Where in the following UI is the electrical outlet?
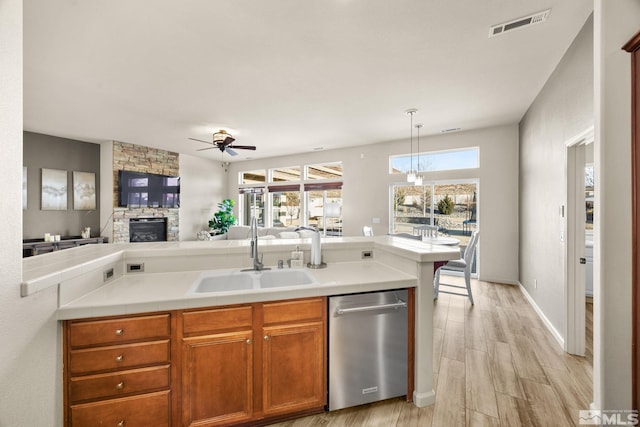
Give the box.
[103,268,114,282]
[127,263,145,273]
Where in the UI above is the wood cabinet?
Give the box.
[180,306,254,426]
[63,313,174,426]
[63,297,327,426]
[179,297,327,426]
[261,298,326,417]
[23,236,104,257]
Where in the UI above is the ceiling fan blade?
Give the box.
[223,136,236,145]
[196,146,215,151]
[189,137,211,144]
[229,145,256,150]
[224,147,239,156]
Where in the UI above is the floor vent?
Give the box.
[489,9,551,38]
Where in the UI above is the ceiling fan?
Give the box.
[189,130,256,156]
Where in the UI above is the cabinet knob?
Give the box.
[117,421,125,427]
[115,354,124,362]
[116,381,124,390]
[246,339,252,345]
[115,328,124,336]
[264,335,269,341]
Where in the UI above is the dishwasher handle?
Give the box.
[334,300,407,315]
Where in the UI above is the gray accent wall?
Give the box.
[23,131,100,240]
[519,15,594,337]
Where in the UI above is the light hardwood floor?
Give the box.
[268,278,593,427]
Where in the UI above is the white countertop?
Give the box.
[20,235,460,320]
[56,260,417,319]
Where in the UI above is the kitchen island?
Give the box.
[23,236,459,426]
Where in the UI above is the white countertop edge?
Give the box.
[56,260,417,320]
[23,236,458,298]
[56,279,416,320]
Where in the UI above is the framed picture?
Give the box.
[41,168,67,210]
[73,171,96,210]
[23,166,27,210]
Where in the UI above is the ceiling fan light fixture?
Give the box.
[213,130,231,143]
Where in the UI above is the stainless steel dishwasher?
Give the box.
[328,289,408,410]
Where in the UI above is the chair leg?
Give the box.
[464,269,474,305]
[433,267,441,300]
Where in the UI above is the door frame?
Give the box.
[564,126,594,356]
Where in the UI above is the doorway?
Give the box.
[565,127,594,356]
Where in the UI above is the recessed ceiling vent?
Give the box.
[489,9,551,38]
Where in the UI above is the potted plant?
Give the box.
[209,199,237,235]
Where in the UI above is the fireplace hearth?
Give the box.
[129,217,167,242]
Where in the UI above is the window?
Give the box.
[305,182,343,236]
[240,169,266,184]
[391,180,478,273]
[390,147,479,174]
[305,162,343,180]
[270,166,301,182]
[239,188,265,226]
[269,185,301,227]
[238,162,343,232]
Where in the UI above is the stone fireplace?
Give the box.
[129,217,167,242]
[111,141,180,243]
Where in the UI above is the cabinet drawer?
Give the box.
[183,305,253,335]
[68,314,170,348]
[69,365,170,403]
[70,390,170,427]
[263,298,325,325]
[69,340,170,375]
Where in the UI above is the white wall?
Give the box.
[227,124,519,284]
[593,0,640,411]
[99,140,114,240]
[0,1,63,426]
[179,154,228,240]
[519,16,594,337]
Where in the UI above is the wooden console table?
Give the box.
[22,237,105,257]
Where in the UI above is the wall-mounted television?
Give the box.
[118,170,180,208]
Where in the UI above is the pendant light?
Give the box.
[414,123,423,186]
[405,109,418,182]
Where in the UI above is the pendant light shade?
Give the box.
[405,109,418,182]
[414,123,423,186]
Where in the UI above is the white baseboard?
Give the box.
[413,389,436,407]
[517,281,565,349]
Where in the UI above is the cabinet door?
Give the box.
[182,331,253,427]
[262,321,326,416]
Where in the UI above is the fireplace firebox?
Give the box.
[129,217,167,242]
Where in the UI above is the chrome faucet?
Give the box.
[249,217,267,271]
[295,226,326,269]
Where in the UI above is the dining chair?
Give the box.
[362,226,374,236]
[433,230,479,304]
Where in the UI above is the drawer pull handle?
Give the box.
[115,355,124,362]
[115,328,124,336]
[116,381,124,390]
[246,339,252,345]
[117,421,125,427]
[264,335,269,341]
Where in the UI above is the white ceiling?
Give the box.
[24,0,593,162]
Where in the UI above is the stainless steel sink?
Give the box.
[189,268,318,294]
